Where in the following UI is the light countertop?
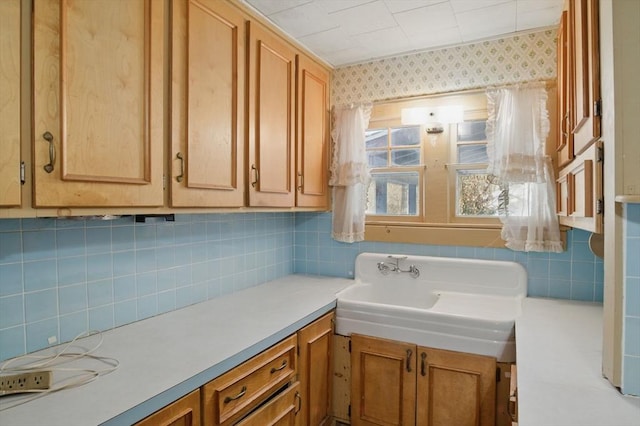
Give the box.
[516,297,640,426]
[0,275,352,426]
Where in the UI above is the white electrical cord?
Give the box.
[0,330,120,411]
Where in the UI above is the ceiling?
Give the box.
[242,0,563,67]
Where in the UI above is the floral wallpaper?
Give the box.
[331,29,557,106]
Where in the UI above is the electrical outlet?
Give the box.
[0,371,52,395]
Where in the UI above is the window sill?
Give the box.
[365,222,568,249]
[365,222,505,248]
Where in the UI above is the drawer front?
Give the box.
[203,334,297,425]
[235,382,300,426]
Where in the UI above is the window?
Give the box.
[364,91,505,247]
[365,126,423,220]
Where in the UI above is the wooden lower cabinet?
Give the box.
[297,311,334,426]
[351,334,497,426]
[135,389,201,426]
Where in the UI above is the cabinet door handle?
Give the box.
[223,385,247,403]
[251,164,259,188]
[42,132,55,173]
[420,352,427,376]
[406,349,413,372]
[297,172,303,192]
[270,359,287,373]
[294,390,302,414]
[176,152,184,182]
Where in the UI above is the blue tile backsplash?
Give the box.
[623,203,640,396]
[0,214,294,361]
[0,211,604,362]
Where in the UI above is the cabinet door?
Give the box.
[247,21,296,207]
[33,0,164,207]
[297,312,334,426]
[569,0,600,155]
[170,0,245,207]
[296,54,329,208]
[135,389,201,426]
[557,141,603,233]
[416,347,496,426]
[0,0,21,207]
[351,334,416,426]
[556,9,573,168]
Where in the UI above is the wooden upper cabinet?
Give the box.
[351,334,417,426]
[569,0,600,155]
[247,21,296,207]
[170,0,245,207]
[556,9,573,168]
[416,347,496,426]
[0,0,21,207]
[296,54,330,208]
[32,0,164,207]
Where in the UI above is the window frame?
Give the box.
[364,91,505,247]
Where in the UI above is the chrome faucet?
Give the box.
[377,255,420,278]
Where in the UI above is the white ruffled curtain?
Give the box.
[329,104,372,243]
[486,82,563,252]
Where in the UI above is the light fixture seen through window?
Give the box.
[401,106,464,133]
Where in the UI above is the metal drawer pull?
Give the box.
[251,164,259,187]
[406,349,412,372]
[294,391,302,414]
[297,172,303,191]
[223,386,247,403]
[176,152,184,182]
[420,352,427,376]
[42,132,55,173]
[270,359,287,373]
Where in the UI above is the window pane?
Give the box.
[365,129,388,148]
[367,151,388,167]
[391,126,421,146]
[457,121,486,142]
[457,144,488,164]
[456,170,503,216]
[391,149,420,166]
[366,172,420,216]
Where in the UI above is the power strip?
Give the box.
[0,371,52,395]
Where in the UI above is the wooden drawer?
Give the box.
[236,382,300,426]
[202,334,297,426]
[135,389,200,426]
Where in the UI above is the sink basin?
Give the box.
[335,253,527,362]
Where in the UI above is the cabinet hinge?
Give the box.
[496,367,501,383]
[20,161,25,185]
[297,345,300,356]
[348,404,351,418]
[594,99,602,117]
[597,199,604,215]
[348,340,351,353]
[162,174,166,190]
[597,146,604,162]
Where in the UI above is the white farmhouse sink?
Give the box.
[335,253,527,362]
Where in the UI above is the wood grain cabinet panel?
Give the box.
[170,0,245,207]
[296,54,330,208]
[0,0,22,207]
[33,0,164,207]
[135,389,201,426]
[297,311,334,426]
[416,347,496,426]
[247,20,296,207]
[351,334,417,426]
[569,0,600,156]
